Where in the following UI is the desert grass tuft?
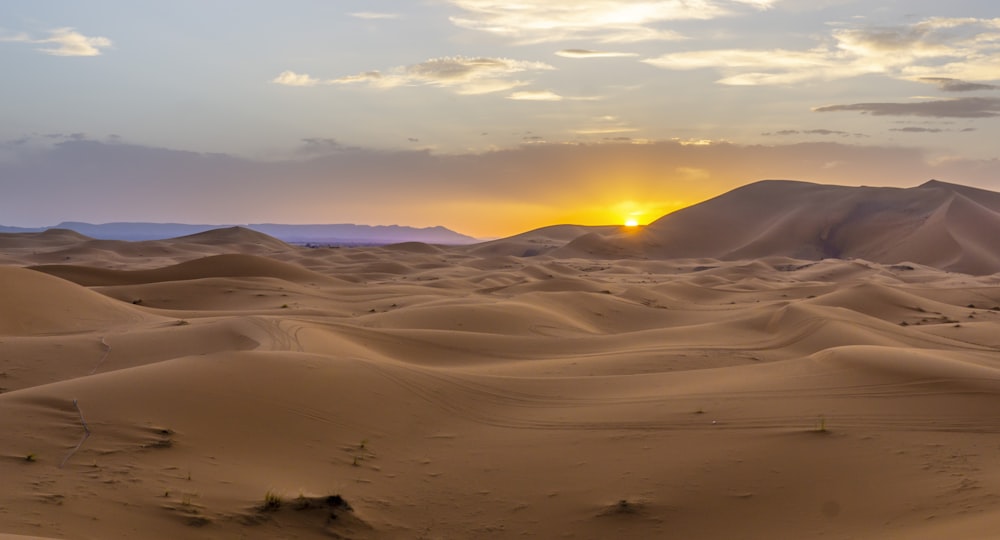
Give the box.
[261,490,283,511]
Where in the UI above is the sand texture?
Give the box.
[3,183,1000,539]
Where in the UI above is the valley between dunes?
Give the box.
[2,221,1000,539]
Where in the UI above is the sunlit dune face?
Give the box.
[625,218,639,227]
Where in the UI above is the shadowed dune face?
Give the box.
[2,187,1000,539]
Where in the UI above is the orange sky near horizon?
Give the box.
[7,136,1000,240]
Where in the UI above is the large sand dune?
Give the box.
[2,183,1000,538]
[550,180,1000,274]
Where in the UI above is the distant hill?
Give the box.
[0,222,479,245]
[552,179,1000,274]
[465,224,621,257]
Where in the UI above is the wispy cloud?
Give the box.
[506,90,602,102]
[1,27,112,56]
[508,90,563,101]
[645,47,845,85]
[277,57,555,95]
[297,138,353,156]
[572,115,637,135]
[445,0,773,44]
[555,49,639,59]
[272,71,321,87]
[814,97,1000,118]
[918,77,999,92]
[573,127,639,135]
[762,129,867,138]
[349,12,400,20]
[890,127,945,133]
[330,71,383,84]
[644,17,1000,85]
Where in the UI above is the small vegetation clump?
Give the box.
[598,498,643,517]
[616,499,636,513]
[261,490,283,511]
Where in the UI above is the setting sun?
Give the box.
[625,217,639,227]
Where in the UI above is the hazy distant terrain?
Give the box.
[0,221,479,245]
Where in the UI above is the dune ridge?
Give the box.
[544,179,1000,274]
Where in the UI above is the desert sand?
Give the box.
[2,180,1000,539]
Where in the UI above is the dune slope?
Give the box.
[554,180,1000,274]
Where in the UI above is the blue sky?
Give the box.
[2,1,999,236]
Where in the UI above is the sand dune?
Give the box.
[547,180,1000,275]
[469,224,620,257]
[0,267,160,336]
[32,253,341,287]
[3,189,1000,539]
[0,226,295,271]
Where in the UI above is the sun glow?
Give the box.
[550,199,689,235]
[622,205,646,228]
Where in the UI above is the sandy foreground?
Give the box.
[1,227,1000,539]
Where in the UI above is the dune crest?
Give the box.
[0,267,158,336]
[538,180,1000,274]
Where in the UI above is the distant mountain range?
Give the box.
[0,222,479,245]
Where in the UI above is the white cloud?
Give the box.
[646,47,830,69]
[1,27,112,56]
[275,57,555,95]
[349,12,400,20]
[644,46,865,85]
[445,0,771,44]
[330,56,554,95]
[271,71,321,87]
[508,90,563,101]
[331,71,383,84]
[733,0,776,7]
[556,49,639,58]
[644,17,1000,86]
